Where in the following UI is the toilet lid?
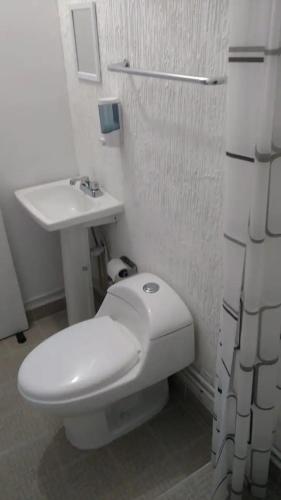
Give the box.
[18,316,141,403]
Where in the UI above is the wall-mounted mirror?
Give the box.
[70,2,101,82]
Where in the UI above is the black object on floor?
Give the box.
[16,332,27,344]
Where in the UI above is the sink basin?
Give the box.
[15,179,123,231]
[15,178,124,326]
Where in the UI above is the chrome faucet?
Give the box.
[69,176,103,198]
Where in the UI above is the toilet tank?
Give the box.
[100,273,193,341]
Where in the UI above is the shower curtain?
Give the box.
[212,1,281,498]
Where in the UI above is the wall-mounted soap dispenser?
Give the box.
[98,97,122,147]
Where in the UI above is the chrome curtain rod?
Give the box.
[108,59,227,86]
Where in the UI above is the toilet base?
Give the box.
[64,380,169,449]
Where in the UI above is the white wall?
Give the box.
[0,0,77,308]
[58,0,228,382]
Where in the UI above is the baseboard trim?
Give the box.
[180,366,281,470]
[24,288,65,311]
[179,366,215,414]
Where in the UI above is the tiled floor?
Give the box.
[0,311,212,500]
[158,461,281,500]
[157,462,212,500]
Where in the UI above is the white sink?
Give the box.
[15,179,123,231]
[15,178,124,326]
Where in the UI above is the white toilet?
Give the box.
[18,273,194,449]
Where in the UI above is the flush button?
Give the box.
[143,282,160,293]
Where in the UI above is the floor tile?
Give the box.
[0,379,24,418]
[28,468,70,500]
[148,402,210,456]
[0,434,62,499]
[110,423,166,476]
[0,403,61,454]
[44,427,93,469]
[183,389,213,426]
[37,310,68,337]
[156,462,212,500]
[0,354,25,384]
[61,449,122,500]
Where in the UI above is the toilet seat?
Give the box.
[18,316,141,403]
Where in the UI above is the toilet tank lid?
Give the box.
[108,273,193,339]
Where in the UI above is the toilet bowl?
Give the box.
[18,273,194,449]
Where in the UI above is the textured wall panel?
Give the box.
[57,0,229,382]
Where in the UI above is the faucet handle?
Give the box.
[90,180,103,197]
[89,180,99,190]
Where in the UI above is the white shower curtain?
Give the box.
[212,1,281,498]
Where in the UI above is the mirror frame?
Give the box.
[70,2,101,82]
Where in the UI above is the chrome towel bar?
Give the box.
[108,59,227,86]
